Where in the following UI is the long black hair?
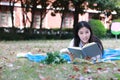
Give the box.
[73,21,104,55]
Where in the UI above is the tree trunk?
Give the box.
[59,12,65,37]
[9,0,15,33]
[73,6,79,34]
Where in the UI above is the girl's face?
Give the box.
[78,27,91,44]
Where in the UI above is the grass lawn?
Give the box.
[0,38,120,80]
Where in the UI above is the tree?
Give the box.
[9,0,19,33]
[20,0,26,27]
[23,0,51,33]
[70,0,117,28]
[37,0,52,30]
[28,0,37,33]
[88,0,116,11]
[52,0,87,35]
[20,0,30,28]
[52,0,70,36]
[113,0,120,18]
[70,0,85,32]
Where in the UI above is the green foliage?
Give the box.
[114,73,120,79]
[89,0,116,10]
[89,19,106,38]
[113,19,120,22]
[42,52,67,64]
[0,28,73,40]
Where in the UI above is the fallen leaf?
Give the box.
[73,65,80,72]
[83,66,91,73]
[38,74,50,80]
[0,66,2,69]
[117,69,120,72]
[69,74,76,79]
[62,66,67,70]
[97,67,102,70]
[39,64,45,68]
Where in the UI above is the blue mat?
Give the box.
[26,54,47,62]
[21,49,120,63]
[102,49,120,61]
[25,53,71,63]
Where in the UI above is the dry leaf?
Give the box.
[117,69,120,72]
[38,74,50,80]
[97,67,102,70]
[39,64,45,68]
[62,66,67,70]
[73,65,80,72]
[69,74,76,79]
[0,66,2,69]
[83,66,92,73]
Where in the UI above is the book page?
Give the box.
[82,42,102,58]
[82,42,96,49]
[68,47,82,50]
[68,47,85,58]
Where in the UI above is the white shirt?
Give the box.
[69,39,83,48]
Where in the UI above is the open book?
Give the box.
[68,42,102,59]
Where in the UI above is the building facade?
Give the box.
[0,1,91,29]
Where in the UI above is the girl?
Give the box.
[69,21,104,60]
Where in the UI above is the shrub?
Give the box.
[89,19,106,38]
[42,52,67,64]
[113,19,120,22]
[0,28,73,40]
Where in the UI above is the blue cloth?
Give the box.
[25,53,71,63]
[26,54,47,62]
[102,49,120,61]
[24,49,120,62]
[60,53,71,63]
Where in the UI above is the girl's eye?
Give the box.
[79,32,83,34]
[86,31,89,33]
[85,30,90,34]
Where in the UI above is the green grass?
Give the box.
[0,38,120,80]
